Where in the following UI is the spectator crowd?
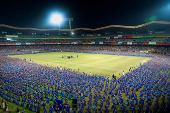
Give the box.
[0,46,169,113]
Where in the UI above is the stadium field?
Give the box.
[9,52,151,77]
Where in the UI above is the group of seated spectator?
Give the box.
[0,39,106,44]
[0,45,169,55]
[0,37,169,44]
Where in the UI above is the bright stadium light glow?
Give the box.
[71,32,74,35]
[51,14,62,24]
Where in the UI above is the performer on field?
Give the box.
[112,74,114,79]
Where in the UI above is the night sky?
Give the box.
[0,0,170,29]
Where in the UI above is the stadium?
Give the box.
[0,21,170,113]
[0,1,170,112]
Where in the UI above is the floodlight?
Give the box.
[71,32,74,35]
[51,14,62,24]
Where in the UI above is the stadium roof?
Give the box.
[0,21,170,36]
[0,21,170,31]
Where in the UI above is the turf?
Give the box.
[9,52,151,78]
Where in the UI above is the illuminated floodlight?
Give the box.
[71,32,74,35]
[7,38,11,40]
[51,14,62,24]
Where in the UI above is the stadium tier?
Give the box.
[1,22,170,46]
[0,35,170,46]
[0,45,169,55]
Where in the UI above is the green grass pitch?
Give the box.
[9,52,151,78]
